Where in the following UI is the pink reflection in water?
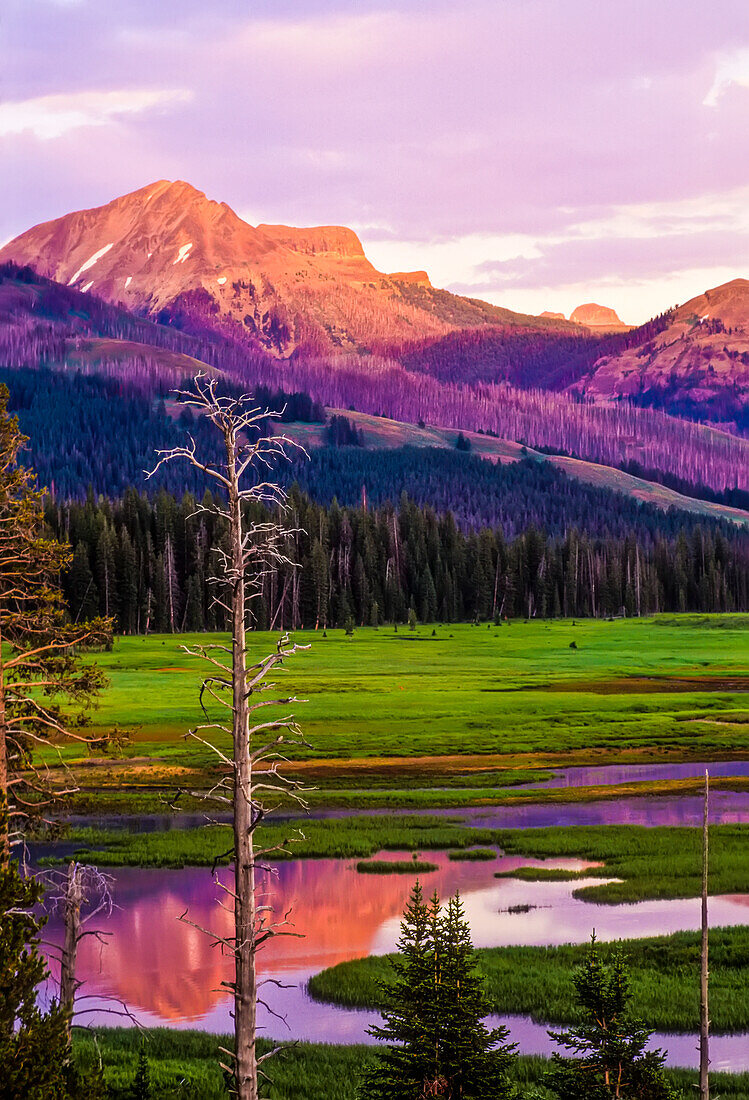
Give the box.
[41,851,749,1070]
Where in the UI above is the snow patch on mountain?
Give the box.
[68,242,114,286]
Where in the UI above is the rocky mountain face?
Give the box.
[574,279,749,429]
[569,302,626,330]
[2,180,746,428]
[540,304,626,329]
[0,180,571,354]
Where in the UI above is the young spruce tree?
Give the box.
[546,935,680,1100]
[360,882,515,1099]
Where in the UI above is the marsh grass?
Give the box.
[494,824,749,903]
[308,926,749,1033]
[494,867,588,881]
[448,848,497,860]
[51,822,749,908]
[46,815,497,868]
[73,1028,749,1098]
[356,859,439,874]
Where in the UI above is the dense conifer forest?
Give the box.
[47,486,749,634]
[5,261,749,629]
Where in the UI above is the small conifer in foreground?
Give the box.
[546,934,681,1099]
[359,881,515,1099]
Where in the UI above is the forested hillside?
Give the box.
[391,311,672,389]
[0,364,321,498]
[2,261,747,499]
[4,259,749,631]
[48,487,749,633]
[285,447,748,539]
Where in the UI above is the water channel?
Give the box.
[41,759,749,1072]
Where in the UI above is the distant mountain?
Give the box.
[0,180,574,354]
[1,260,746,500]
[575,279,749,429]
[538,304,627,330]
[569,302,626,330]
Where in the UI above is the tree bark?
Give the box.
[227,427,258,1100]
[147,376,308,1099]
[700,769,709,1100]
[0,614,8,867]
[60,861,83,1043]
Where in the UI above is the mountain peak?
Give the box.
[676,278,749,330]
[0,179,583,353]
[570,302,624,329]
[574,276,749,423]
[257,223,369,262]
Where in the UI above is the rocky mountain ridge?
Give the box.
[0,180,573,354]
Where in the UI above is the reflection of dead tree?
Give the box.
[40,860,138,1044]
[148,374,312,1100]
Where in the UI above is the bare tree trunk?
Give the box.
[60,861,83,1043]
[0,613,8,867]
[227,440,258,1100]
[700,769,710,1100]
[148,375,310,1100]
[491,554,500,620]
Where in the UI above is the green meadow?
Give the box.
[45,614,749,814]
[40,615,749,1092]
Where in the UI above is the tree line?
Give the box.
[47,487,749,636]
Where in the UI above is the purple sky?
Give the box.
[2,0,748,322]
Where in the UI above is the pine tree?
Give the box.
[183,572,205,632]
[546,935,680,1099]
[116,526,139,634]
[0,386,111,856]
[359,882,434,1098]
[360,883,515,1099]
[438,893,515,1096]
[67,542,98,624]
[0,863,73,1098]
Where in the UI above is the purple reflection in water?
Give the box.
[40,850,749,1069]
[448,791,749,829]
[521,759,749,790]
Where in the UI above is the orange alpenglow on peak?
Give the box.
[0,178,580,354]
[389,270,433,287]
[572,278,749,421]
[569,302,624,327]
[539,310,566,321]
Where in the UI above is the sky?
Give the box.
[2,0,748,323]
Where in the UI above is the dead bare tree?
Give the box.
[700,769,710,1100]
[147,373,311,1100]
[40,861,120,1039]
